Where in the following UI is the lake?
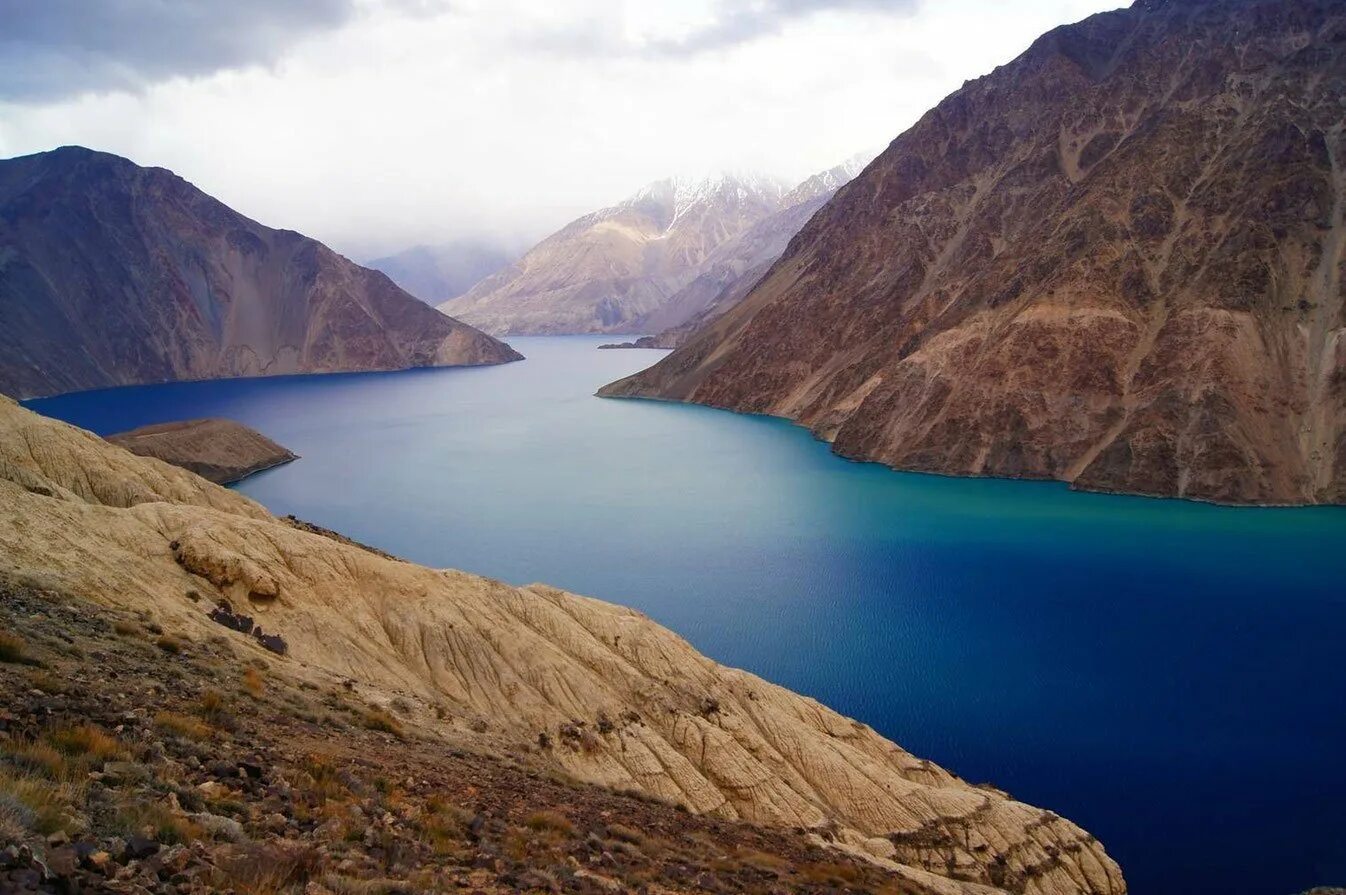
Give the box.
[28,335,1346,895]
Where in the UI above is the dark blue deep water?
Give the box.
[29,336,1346,895]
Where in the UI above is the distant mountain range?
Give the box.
[438,161,866,337]
[366,239,521,306]
[0,147,519,399]
[602,0,1346,506]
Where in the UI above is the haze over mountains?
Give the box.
[366,239,521,306]
[0,147,520,400]
[439,159,867,337]
[604,0,1346,506]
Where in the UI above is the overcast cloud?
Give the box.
[0,0,1121,259]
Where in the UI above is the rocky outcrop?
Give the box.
[107,418,297,484]
[0,147,521,399]
[439,174,789,335]
[601,0,1346,505]
[0,395,1126,895]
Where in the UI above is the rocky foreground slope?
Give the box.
[602,0,1346,505]
[0,147,521,400]
[107,419,297,484]
[0,395,1125,895]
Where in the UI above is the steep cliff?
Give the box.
[0,147,521,399]
[601,0,1346,505]
[0,395,1125,895]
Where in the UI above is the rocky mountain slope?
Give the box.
[635,158,870,344]
[601,0,1346,505]
[107,418,297,484]
[0,581,969,895]
[366,239,519,305]
[438,174,790,335]
[0,395,1126,895]
[0,147,521,400]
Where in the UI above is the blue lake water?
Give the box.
[28,335,1346,895]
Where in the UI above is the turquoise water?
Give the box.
[29,335,1346,895]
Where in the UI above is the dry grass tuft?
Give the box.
[113,798,202,844]
[212,841,321,894]
[359,706,403,737]
[112,620,139,637]
[523,809,575,837]
[156,635,184,654]
[47,724,125,761]
[5,739,70,780]
[155,711,212,740]
[241,667,265,699]
[26,669,67,694]
[0,769,85,835]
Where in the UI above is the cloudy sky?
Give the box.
[0,0,1120,260]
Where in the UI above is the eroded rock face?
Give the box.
[0,396,1126,895]
[107,418,296,484]
[0,147,521,399]
[601,0,1346,505]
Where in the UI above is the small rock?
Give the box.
[123,836,160,861]
[102,760,153,785]
[45,846,77,877]
[189,812,246,843]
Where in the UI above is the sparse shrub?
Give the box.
[523,809,574,837]
[360,706,403,737]
[303,754,347,803]
[112,798,201,844]
[606,822,644,846]
[197,688,228,720]
[26,669,66,695]
[0,769,84,835]
[0,632,30,664]
[155,711,211,740]
[241,667,265,699]
[798,861,864,885]
[0,792,32,841]
[211,841,321,893]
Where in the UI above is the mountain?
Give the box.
[602,0,1346,506]
[366,239,519,305]
[0,395,1126,895]
[636,156,871,348]
[0,147,521,400]
[438,174,789,335]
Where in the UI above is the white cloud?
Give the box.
[0,0,1122,259]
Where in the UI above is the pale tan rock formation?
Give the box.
[0,395,1124,895]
